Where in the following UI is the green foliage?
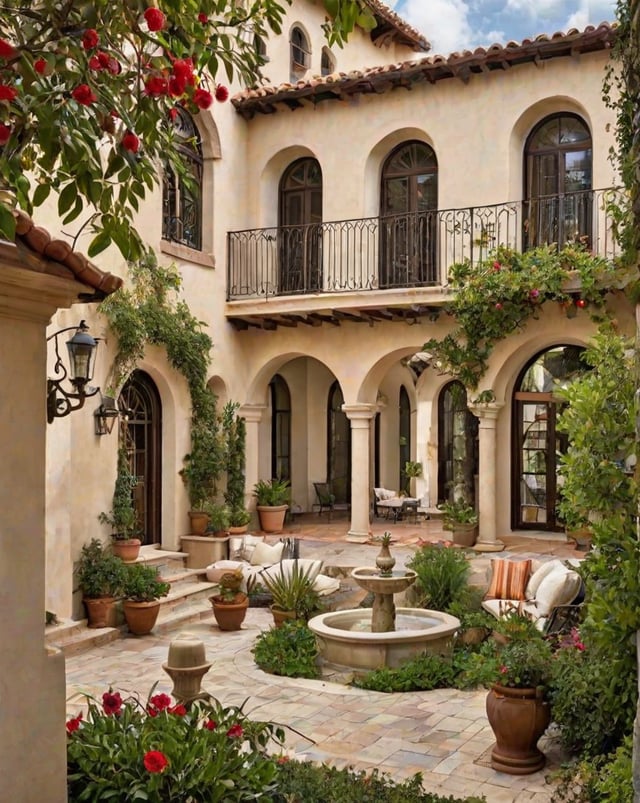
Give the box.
[222,401,250,526]
[75,538,126,598]
[252,620,320,678]
[122,563,170,602]
[439,498,479,526]
[592,735,633,802]
[407,544,471,611]
[273,760,486,802]
[353,652,456,692]
[67,687,284,801]
[203,501,231,533]
[253,477,291,506]
[492,637,553,689]
[98,444,138,539]
[423,244,617,389]
[261,562,320,620]
[490,607,541,641]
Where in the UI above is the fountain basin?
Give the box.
[308,607,460,671]
[350,567,417,595]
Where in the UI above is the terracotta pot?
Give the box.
[485,684,551,775]
[451,523,478,547]
[228,524,249,535]
[188,510,209,535]
[458,626,489,646]
[210,594,249,631]
[271,606,298,628]
[123,600,161,635]
[84,596,117,629]
[257,504,288,534]
[112,538,141,563]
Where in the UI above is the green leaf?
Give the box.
[33,183,51,207]
[0,202,16,242]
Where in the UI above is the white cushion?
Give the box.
[242,534,265,561]
[249,540,284,566]
[534,569,582,617]
[481,598,539,621]
[525,559,564,600]
[259,558,322,584]
[312,574,341,596]
[374,487,396,501]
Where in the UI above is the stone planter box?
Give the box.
[181,535,229,569]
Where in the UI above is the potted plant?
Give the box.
[209,568,249,631]
[261,561,321,626]
[98,444,141,562]
[121,563,170,635]
[75,538,126,629]
[485,635,553,775]
[181,418,225,535]
[222,402,252,534]
[402,460,422,495]
[204,501,231,536]
[253,478,290,533]
[439,497,479,547]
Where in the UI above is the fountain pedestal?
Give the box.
[351,567,418,633]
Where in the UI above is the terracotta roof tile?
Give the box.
[11,209,122,298]
[233,22,617,118]
[364,0,430,52]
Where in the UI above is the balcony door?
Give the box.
[524,114,592,250]
[279,158,322,294]
[380,141,438,288]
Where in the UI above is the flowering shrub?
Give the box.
[66,686,285,801]
[493,637,553,690]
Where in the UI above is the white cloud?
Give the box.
[396,0,493,53]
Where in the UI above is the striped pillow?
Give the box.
[485,559,532,601]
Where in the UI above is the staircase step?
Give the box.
[157,579,218,618]
[154,597,215,634]
[46,621,120,657]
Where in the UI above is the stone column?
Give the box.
[239,404,266,514]
[469,401,505,552]
[343,404,376,543]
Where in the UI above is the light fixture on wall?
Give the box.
[94,395,120,436]
[46,320,99,423]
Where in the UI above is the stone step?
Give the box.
[45,619,120,657]
[154,596,215,634]
[158,579,218,618]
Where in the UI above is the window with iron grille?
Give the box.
[162,108,203,251]
[290,26,310,81]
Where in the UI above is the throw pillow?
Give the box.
[241,534,265,561]
[534,569,582,616]
[228,536,246,561]
[250,540,285,567]
[525,559,563,600]
[485,558,532,601]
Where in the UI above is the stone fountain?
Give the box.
[308,539,460,671]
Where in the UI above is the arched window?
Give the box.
[290,26,310,81]
[380,141,438,288]
[321,47,334,76]
[327,382,350,504]
[437,381,478,506]
[524,114,592,250]
[269,375,291,481]
[162,108,203,250]
[399,386,410,490]
[279,158,322,293]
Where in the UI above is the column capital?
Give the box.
[238,404,266,423]
[468,401,505,421]
[341,403,377,421]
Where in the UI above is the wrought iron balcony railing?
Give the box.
[227,188,621,300]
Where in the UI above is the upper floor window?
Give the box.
[162,108,203,251]
[290,26,310,81]
[321,47,334,76]
[254,33,268,62]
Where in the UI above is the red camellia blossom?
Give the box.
[102,691,123,715]
[34,58,47,75]
[492,261,501,271]
[215,84,229,102]
[204,718,216,730]
[227,723,243,739]
[144,7,166,32]
[198,12,208,24]
[122,132,140,153]
[145,75,169,97]
[169,704,187,716]
[0,39,16,59]
[82,29,99,50]
[168,107,178,121]
[65,713,83,734]
[0,84,18,101]
[143,750,169,773]
[0,123,11,144]
[168,77,186,97]
[150,693,172,711]
[193,88,212,109]
[72,84,97,106]
[494,302,503,310]
[172,58,195,85]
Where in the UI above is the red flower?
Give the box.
[529,288,540,299]
[82,29,99,50]
[72,84,97,106]
[168,77,186,97]
[145,75,169,97]
[169,704,187,716]
[144,7,166,32]
[215,85,229,102]
[0,39,16,59]
[143,750,168,773]
[198,12,208,24]
[494,302,503,310]
[168,107,178,121]
[576,298,587,308]
[0,123,11,144]
[499,665,508,674]
[172,59,195,85]
[102,691,123,715]
[34,58,47,75]
[193,88,212,109]
[204,718,216,730]
[122,132,140,153]
[65,713,83,734]
[227,723,243,738]
[0,84,18,101]
[492,261,501,271]
[106,57,121,75]
[150,693,172,711]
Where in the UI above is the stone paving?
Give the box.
[65,514,583,802]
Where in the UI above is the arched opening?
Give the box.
[162,108,203,250]
[118,371,162,545]
[269,374,291,481]
[512,344,588,530]
[437,381,478,506]
[290,25,310,81]
[399,386,410,490]
[327,381,351,504]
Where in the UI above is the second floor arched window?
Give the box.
[162,108,203,251]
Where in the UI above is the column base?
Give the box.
[473,539,506,553]
[346,530,369,544]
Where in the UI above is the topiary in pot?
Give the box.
[75,538,127,628]
[122,563,170,635]
[99,444,141,561]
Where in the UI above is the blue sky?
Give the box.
[390,0,617,56]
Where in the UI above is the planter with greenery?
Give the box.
[260,561,321,626]
[75,538,126,628]
[253,478,290,533]
[209,569,249,631]
[203,501,231,536]
[439,498,479,547]
[402,460,422,495]
[98,444,141,562]
[121,563,170,635]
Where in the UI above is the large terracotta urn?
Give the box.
[257,504,288,533]
[486,684,551,774]
[123,600,161,635]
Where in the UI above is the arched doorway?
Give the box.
[437,381,478,505]
[279,157,322,293]
[399,386,411,490]
[327,381,351,504]
[269,374,291,481]
[380,140,438,288]
[512,345,588,530]
[119,371,162,545]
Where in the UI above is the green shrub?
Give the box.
[252,620,320,679]
[593,735,633,802]
[353,652,456,692]
[407,544,471,611]
[273,761,486,802]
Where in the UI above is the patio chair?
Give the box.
[313,482,336,519]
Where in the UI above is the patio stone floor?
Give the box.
[65,513,583,802]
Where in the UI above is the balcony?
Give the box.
[226,189,621,329]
